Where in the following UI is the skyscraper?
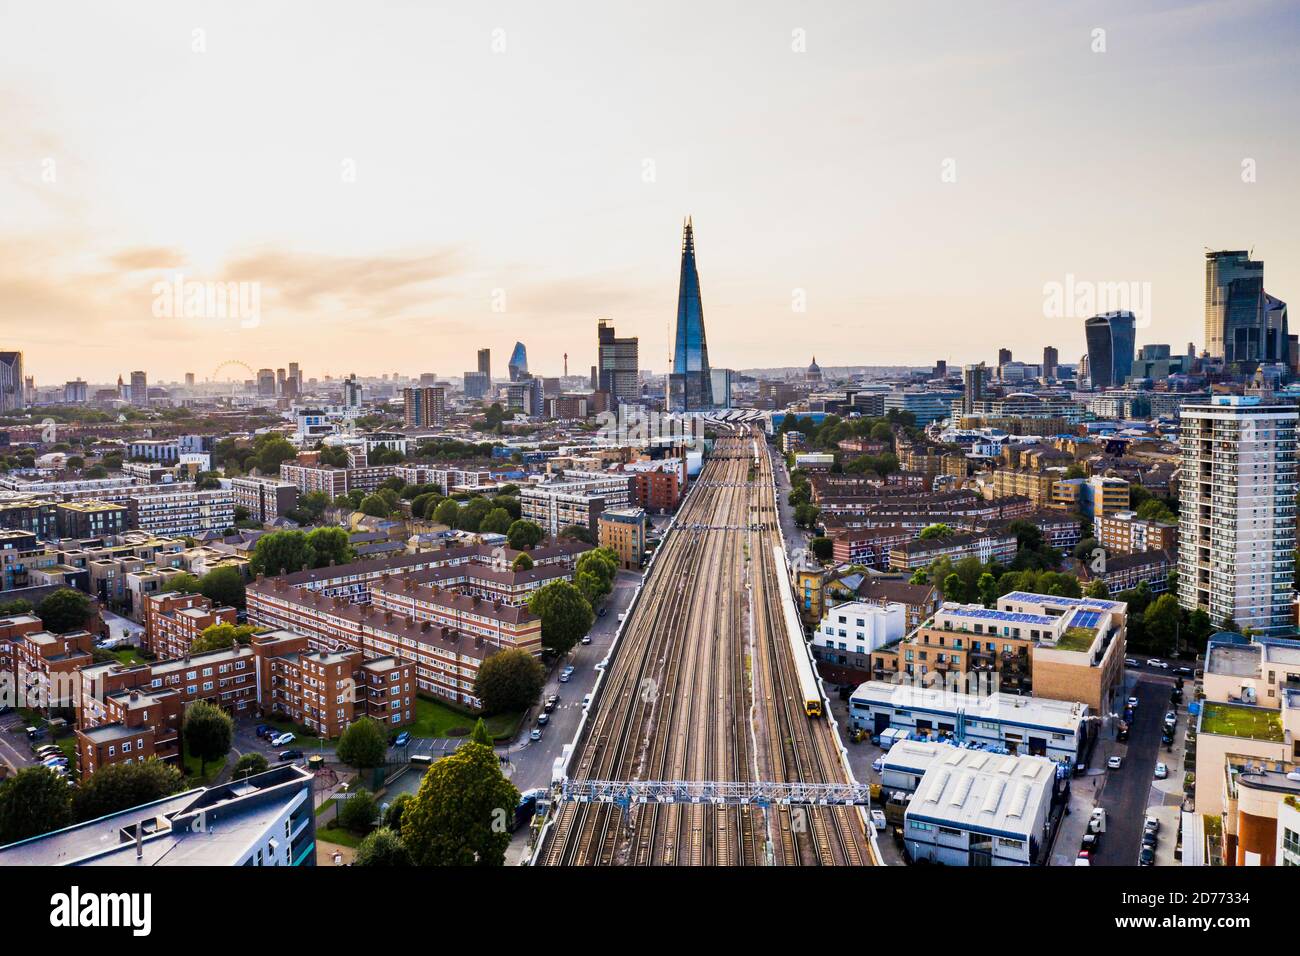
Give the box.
[0,351,23,412]
[1178,396,1297,635]
[597,319,639,406]
[1042,346,1058,381]
[477,348,491,381]
[508,342,528,381]
[961,363,984,415]
[666,218,713,412]
[130,370,149,407]
[997,348,1012,367]
[1084,312,1136,389]
[403,386,446,427]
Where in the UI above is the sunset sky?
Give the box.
[3,0,1299,384]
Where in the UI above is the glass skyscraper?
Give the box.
[666,218,713,412]
[1084,311,1135,389]
[508,341,528,381]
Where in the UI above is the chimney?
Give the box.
[135,822,143,859]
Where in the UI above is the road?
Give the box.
[1092,678,1168,865]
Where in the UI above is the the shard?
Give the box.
[666,217,713,412]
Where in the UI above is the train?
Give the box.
[772,545,823,717]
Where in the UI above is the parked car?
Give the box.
[536,713,549,726]
[34,744,62,758]
[270,732,295,747]
[393,731,411,748]
[1089,808,1107,833]
[278,749,303,761]
[1107,755,1123,770]
[1154,762,1168,779]
[530,729,543,742]
[1139,847,1155,866]
[255,724,271,738]
[1142,829,1158,849]
[1161,733,1174,746]
[1074,857,1091,866]
[558,672,571,683]
[544,696,558,713]
[1144,815,1160,833]
[871,756,885,773]
[582,694,592,709]
[1076,848,1091,860]
[1082,832,1100,853]
[597,606,608,617]
[1126,696,1139,710]
[581,634,592,645]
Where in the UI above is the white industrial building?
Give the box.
[848,680,1088,763]
[902,742,1057,866]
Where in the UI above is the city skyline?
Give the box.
[4,1,1300,382]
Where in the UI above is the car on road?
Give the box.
[1147,659,1169,669]
[597,606,608,618]
[529,729,543,742]
[544,695,558,712]
[1142,829,1158,849]
[255,724,271,738]
[270,732,295,747]
[1144,815,1160,833]
[582,694,592,709]
[278,749,303,761]
[536,713,549,726]
[1076,848,1091,861]
[1082,833,1101,854]
[870,809,887,831]
[393,732,411,748]
[1161,733,1174,746]
[558,672,571,683]
[1139,846,1155,866]
[1074,857,1091,866]
[1126,697,1139,710]
[1089,808,1107,833]
[1174,666,1193,676]
[581,634,592,645]
[1107,755,1123,770]
[1125,658,1139,668]
[1154,762,1168,779]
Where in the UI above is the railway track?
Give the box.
[537,429,874,866]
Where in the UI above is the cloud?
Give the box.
[108,247,188,271]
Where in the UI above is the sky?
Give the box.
[3,0,1300,384]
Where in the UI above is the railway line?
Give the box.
[536,428,876,866]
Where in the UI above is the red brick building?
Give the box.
[143,591,238,658]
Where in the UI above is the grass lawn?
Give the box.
[407,696,521,741]
[110,648,149,666]
[1054,627,1096,653]
[1200,702,1284,742]
[182,741,230,786]
[314,824,363,848]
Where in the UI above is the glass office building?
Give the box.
[667,218,714,412]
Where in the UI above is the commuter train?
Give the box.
[772,546,823,717]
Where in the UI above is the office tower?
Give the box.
[463,371,489,400]
[597,319,640,406]
[508,342,528,381]
[666,217,714,412]
[418,373,438,388]
[477,348,491,382]
[934,360,947,379]
[403,386,446,427]
[961,363,984,415]
[257,368,276,397]
[64,379,88,404]
[710,368,733,410]
[276,368,287,395]
[590,365,598,390]
[1042,347,1058,381]
[0,352,23,412]
[1083,312,1136,389]
[997,348,1012,367]
[1177,396,1297,635]
[130,370,149,406]
[342,374,362,407]
[184,372,195,388]
[1205,250,1265,365]
[506,378,543,416]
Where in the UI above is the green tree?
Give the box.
[918,523,954,541]
[305,526,354,567]
[512,552,534,572]
[338,787,379,834]
[191,622,257,653]
[318,445,350,467]
[232,752,270,778]
[942,573,967,603]
[1144,594,1182,656]
[36,588,93,633]
[253,435,298,474]
[0,766,73,844]
[199,565,246,610]
[402,741,519,866]
[183,700,233,776]
[810,537,833,561]
[359,494,391,518]
[573,548,618,604]
[162,573,202,595]
[73,759,184,822]
[250,529,312,577]
[475,648,545,714]
[528,580,594,655]
[977,572,998,608]
[1084,578,1110,599]
[470,718,493,747]
[384,792,413,831]
[507,519,545,551]
[559,524,595,544]
[433,499,461,528]
[459,497,494,533]
[479,507,513,535]
[353,826,412,866]
[336,717,389,771]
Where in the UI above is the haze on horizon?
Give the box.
[3,0,1299,384]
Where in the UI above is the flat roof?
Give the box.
[1207,642,1261,679]
[850,680,1088,733]
[904,746,1055,840]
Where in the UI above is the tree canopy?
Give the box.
[73,759,184,822]
[36,588,93,633]
[336,717,389,770]
[475,648,545,714]
[528,580,594,654]
[402,741,519,866]
[0,766,73,845]
[183,700,233,775]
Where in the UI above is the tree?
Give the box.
[402,741,519,866]
[1064,464,1087,480]
[359,494,391,517]
[297,490,329,522]
[338,787,378,834]
[479,507,513,535]
[573,548,618,604]
[470,718,493,747]
[1144,594,1182,657]
[305,526,354,567]
[942,573,967,603]
[918,523,954,541]
[1073,538,1100,561]
[810,537,833,561]
[199,565,246,610]
[476,648,545,714]
[191,622,257,653]
[250,529,312,577]
[36,588,93,633]
[384,792,413,831]
[459,497,494,533]
[560,524,595,544]
[0,766,72,844]
[353,826,412,866]
[512,552,534,572]
[528,580,594,655]
[433,499,460,528]
[977,572,999,608]
[73,759,184,822]
[232,752,270,778]
[162,573,202,595]
[1135,498,1177,524]
[318,445,350,467]
[184,700,233,776]
[253,435,298,474]
[507,519,545,551]
[1084,579,1110,599]
[337,717,388,771]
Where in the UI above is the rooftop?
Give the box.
[1200,701,1285,742]
[904,744,1055,839]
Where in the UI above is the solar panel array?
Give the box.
[943,606,1056,626]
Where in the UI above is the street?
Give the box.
[1090,677,1171,865]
